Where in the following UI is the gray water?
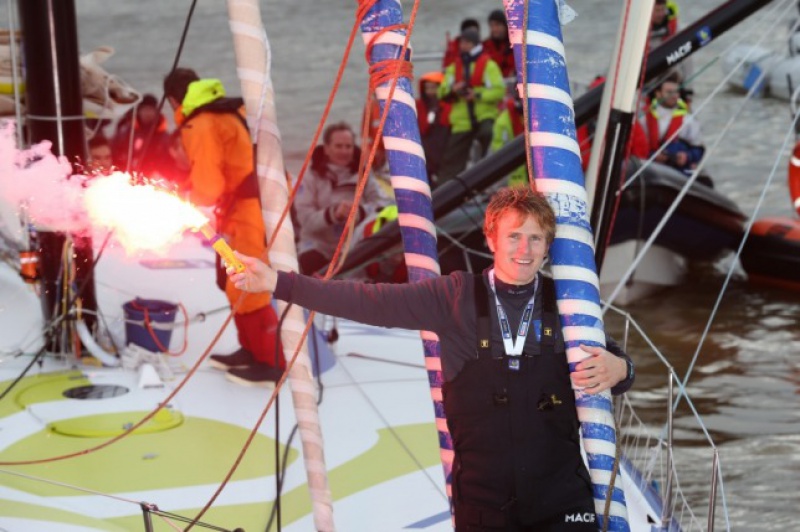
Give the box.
[6,0,800,529]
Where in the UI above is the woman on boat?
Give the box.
[231,186,635,531]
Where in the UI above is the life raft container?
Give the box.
[740,217,800,291]
[790,142,800,217]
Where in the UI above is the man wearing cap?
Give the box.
[483,9,515,79]
[437,27,505,186]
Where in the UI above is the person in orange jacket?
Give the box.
[163,68,284,387]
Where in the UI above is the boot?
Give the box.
[226,363,283,388]
[209,347,254,371]
[234,306,285,368]
[226,306,285,387]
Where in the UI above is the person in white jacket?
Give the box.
[294,121,390,274]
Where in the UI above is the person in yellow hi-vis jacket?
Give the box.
[437,27,505,186]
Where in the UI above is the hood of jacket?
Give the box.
[181,78,226,116]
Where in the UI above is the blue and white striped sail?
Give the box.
[504,0,630,529]
[359,0,453,505]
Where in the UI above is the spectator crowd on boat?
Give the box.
[79,1,701,244]
[58,2,699,388]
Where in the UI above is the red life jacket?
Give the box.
[645,101,687,153]
[454,52,491,88]
[630,121,650,160]
[416,99,451,136]
[482,38,515,78]
[789,142,800,216]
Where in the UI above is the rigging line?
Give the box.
[0,468,233,531]
[602,302,719,448]
[184,308,319,530]
[622,0,798,190]
[435,226,493,259]
[189,0,424,517]
[0,467,140,504]
[265,0,368,254]
[326,0,420,278]
[672,105,800,414]
[521,0,535,189]
[78,304,231,327]
[602,54,781,312]
[267,309,325,532]
[44,0,64,155]
[624,0,797,190]
[336,350,449,501]
[133,0,197,174]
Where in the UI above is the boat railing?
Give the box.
[607,303,729,532]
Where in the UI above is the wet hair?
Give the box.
[163,68,200,102]
[484,187,556,245]
[322,121,355,145]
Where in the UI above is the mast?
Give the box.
[505,0,629,529]
[225,2,334,530]
[337,0,776,276]
[358,0,452,508]
[17,0,98,348]
[585,0,655,271]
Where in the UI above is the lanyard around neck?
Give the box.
[488,269,538,356]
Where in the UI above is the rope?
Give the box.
[185,3,423,528]
[264,0,367,254]
[131,299,189,356]
[0,468,232,531]
[521,1,535,189]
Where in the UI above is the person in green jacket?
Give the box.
[437,27,505,186]
[490,92,529,187]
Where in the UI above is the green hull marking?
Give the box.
[50,408,184,437]
[0,370,87,419]
[0,499,128,531]
[107,423,441,531]
[0,417,297,495]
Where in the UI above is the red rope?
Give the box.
[131,300,190,357]
[186,1,422,528]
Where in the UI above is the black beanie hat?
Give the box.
[488,9,506,26]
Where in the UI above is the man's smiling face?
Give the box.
[487,211,549,285]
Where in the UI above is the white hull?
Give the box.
[0,230,673,531]
[600,241,687,305]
